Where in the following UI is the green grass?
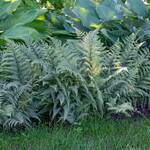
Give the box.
[0,117,150,150]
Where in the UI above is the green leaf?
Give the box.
[51,30,75,36]
[96,5,120,21]
[75,0,95,7]
[126,0,148,17]
[27,20,48,35]
[0,0,21,19]
[4,8,47,28]
[73,0,100,28]
[96,0,124,21]
[100,29,118,43]
[21,0,39,8]
[1,25,41,41]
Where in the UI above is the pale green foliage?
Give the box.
[0,31,150,129]
[0,43,33,83]
[0,43,39,128]
[100,34,150,103]
[101,34,150,115]
[0,82,40,128]
[107,102,134,117]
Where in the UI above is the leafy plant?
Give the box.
[107,102,134,117]
[0,42,40,128]
[39,0,75,9]
[63,0,150,45]
[0,0,48,42]
[0,31,150,129]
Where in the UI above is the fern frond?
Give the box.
[0,42,33,84]
[77,30,105,79]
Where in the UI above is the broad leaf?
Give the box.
[72,0,100,27]
[1,25,41,41]
[4,8,47,28]
[126,0,148,17]
[96,0,124,21]
[0,0,21,19]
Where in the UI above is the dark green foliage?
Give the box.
[0,0,48,42]
[40,0,75,9]
[63,0,150,44]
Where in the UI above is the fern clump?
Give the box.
[0,31,150,129]
[0,42,40,128]
[0,82,40,128]
[99,33,150,113]
[0,42,33,84]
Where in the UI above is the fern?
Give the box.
[0,31,150,129]
[0,42,40,129]
[99,33,150,114]
[67,30,106,116]
[0,42,33,84]
[0,82,40,128]
[77,30,105,79]
[38,39,93,123]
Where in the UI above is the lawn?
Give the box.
[0,117,150,150]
